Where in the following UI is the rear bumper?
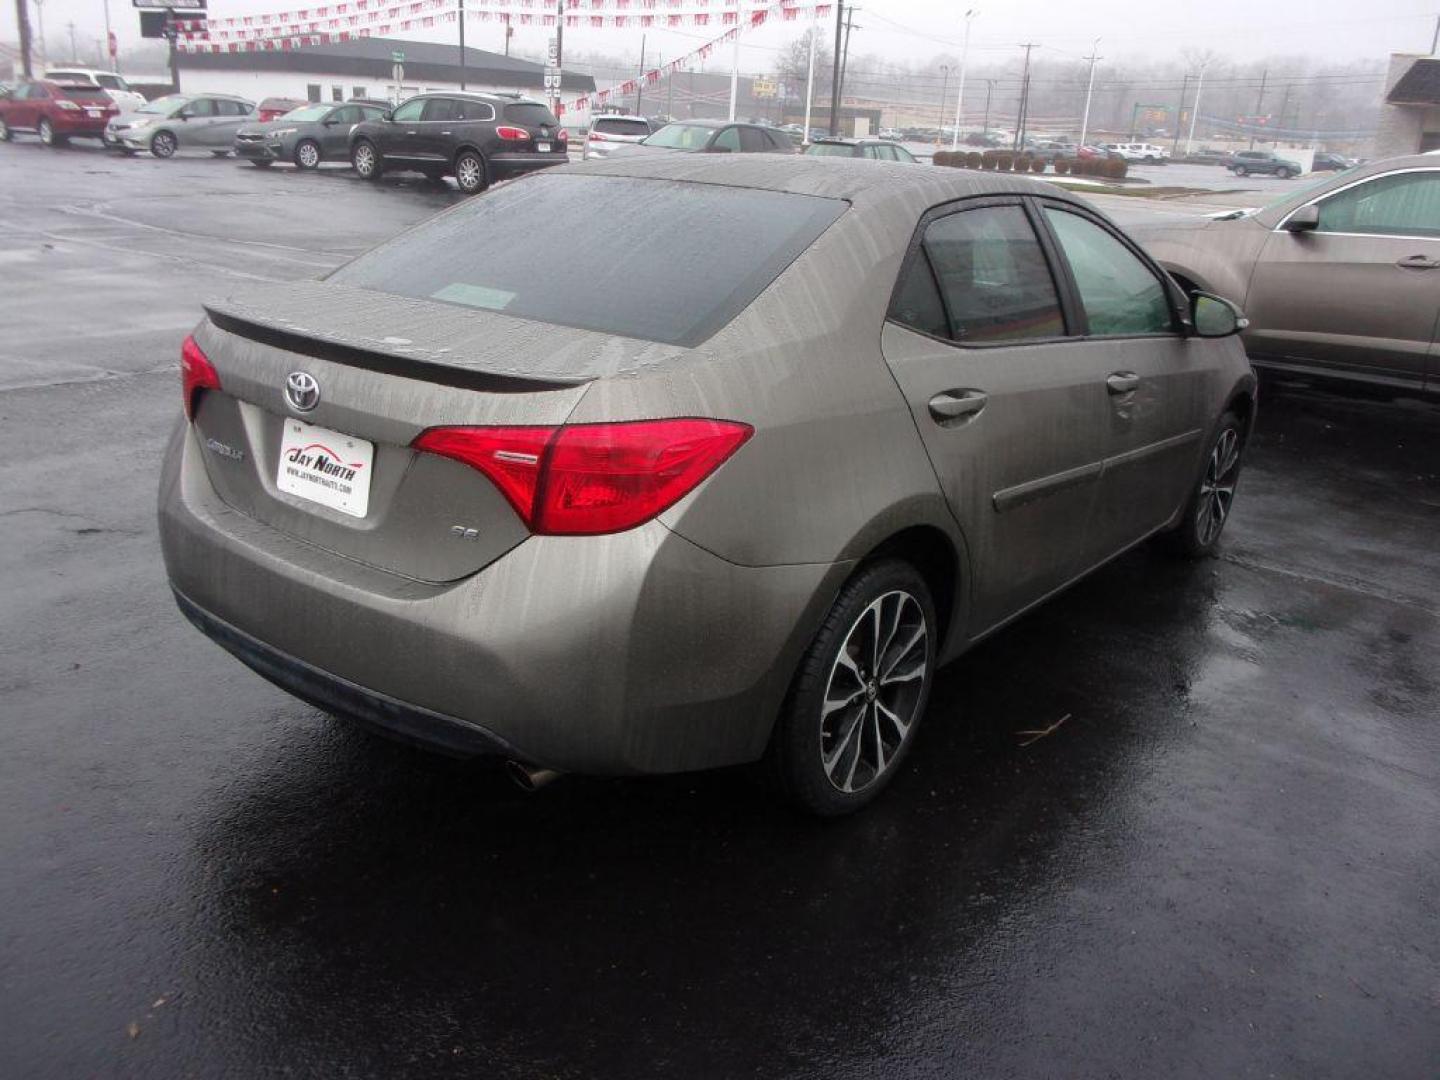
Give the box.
[52,113,110,135]
[159,421,845,774]
[174,588,519,758]
[490,151,569,175]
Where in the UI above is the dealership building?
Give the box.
[176,37,594,105]
[1374,53,1440,156]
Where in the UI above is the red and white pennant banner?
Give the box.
[177,4,815,39]
[177,0,813,34]
[559,1,827,116]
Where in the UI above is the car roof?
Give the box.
[559,153,1077,217]
[410,90,543,105]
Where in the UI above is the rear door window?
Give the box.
[739,127,771,153]
[328,174,846,347]
[919,205,1066,343]
[712,126,742,152]
[422,98,458,122]
[188,98,217,117]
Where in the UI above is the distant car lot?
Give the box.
[0,143,1435,1078]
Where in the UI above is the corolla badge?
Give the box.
[284,371,320,412]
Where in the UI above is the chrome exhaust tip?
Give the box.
[505,760,563,792]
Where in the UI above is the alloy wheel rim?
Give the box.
[0,119,9,139]
[820,589,929,794]
[39,121,52,144]
[155,133,174,156]
[1196,427,1241,546]
[355,144,373,174]
[457,156,481,190]
[299,142,318,167]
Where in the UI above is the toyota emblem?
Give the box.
[284,371,320,413]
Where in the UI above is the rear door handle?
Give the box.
[928,389,988,423]
[1106,372,1141,395]
[1396,254,1440,270]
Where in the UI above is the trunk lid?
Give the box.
[190,281,686,582]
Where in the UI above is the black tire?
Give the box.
[351,138,381,180]
[1161,411,1246,558]
[249,159,274,167]
[150,130,177,159]
[293,139,321,170]
[1233,165,1247,177]
[210,149,230,157]
[766,558,937,816]
[454,149,488,194]
[38,119,63,147]
[1276,167,1293,179]
[0,117,12,142]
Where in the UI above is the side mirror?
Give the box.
[1283,204,1320,233]
[1190,292,1249,338]
[381,111,394,122]
[322,118,338,126]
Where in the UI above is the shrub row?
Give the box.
[932,151,1128,180]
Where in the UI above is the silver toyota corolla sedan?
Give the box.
[159,156,1255,815]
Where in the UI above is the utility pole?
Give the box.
[666,54,674,119]
[936,65,949,146]
[981,78,994,138]
[14,0,33,76]
[1185,59,1208,155]
[1248,68,1266,149]
[66,19,76,61]
[950,8,975,150]
[1013,42,1035,150]
[1171,74,1191,156]
[1078,39,1101,150]
[1276,82,1292,144]
[635,34,645,115]
[458,0,466,90]
[827,0,843,135]
[837,4,859,128]
[1432,14,1439,54]
[503,13,511,56]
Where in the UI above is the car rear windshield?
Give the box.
[592,117,650,137]
[328,174,846,346]
[502,102,558,126]
[55,85,108,99]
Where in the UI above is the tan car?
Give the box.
[1134,154,1440,395]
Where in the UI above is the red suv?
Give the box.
[0,80,119,146]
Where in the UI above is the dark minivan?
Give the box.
[349,92,567,193]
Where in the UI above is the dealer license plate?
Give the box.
[276,418,374,518]
[537,141,551,152]
[86,109,103,117]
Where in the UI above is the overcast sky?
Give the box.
[4,0,1435,77]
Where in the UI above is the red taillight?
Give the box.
[412,419,752,535]
[556,128,569,142]
[180,334,220,421]
[496,125,529,141]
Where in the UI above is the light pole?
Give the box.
[1078,38,1100,149]
[1185,60,1209,155]
[981,77,994,139]
[32,0,46,69]
[950,8,976,150]
[936,64,949,146]
[102,0,114,70]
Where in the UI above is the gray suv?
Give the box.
[159,157,1254,815]
[1228,150,1302,178]
[234,100,389,169]
[105,93,255,158]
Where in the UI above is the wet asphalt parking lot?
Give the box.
[1,141,1437,1079]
